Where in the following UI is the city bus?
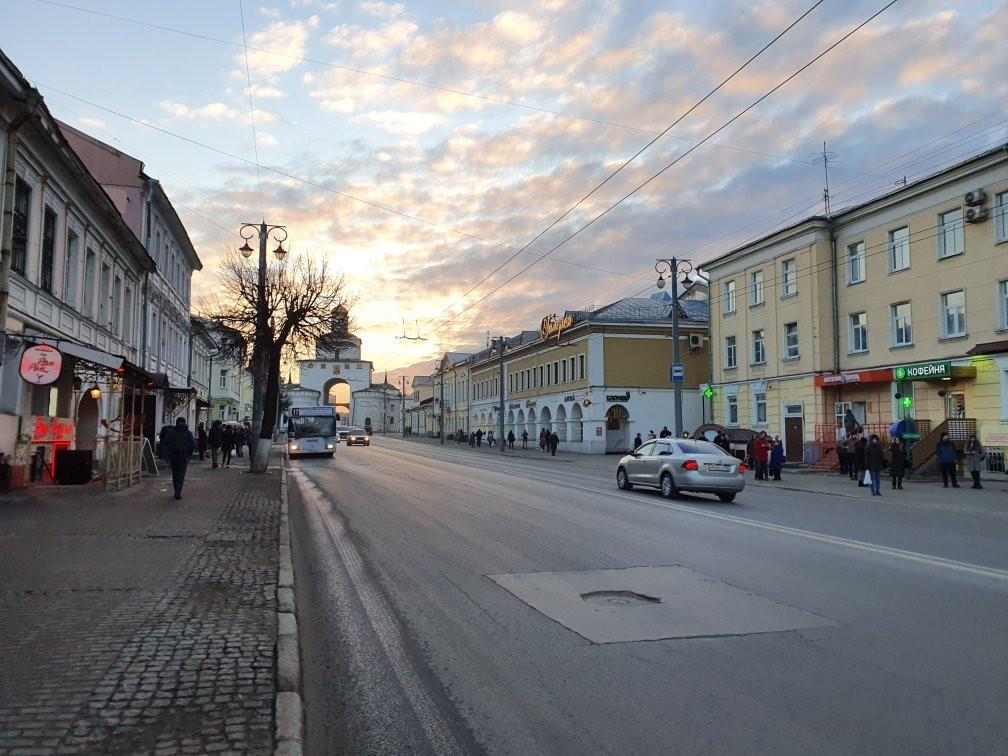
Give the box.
[286,405,338,458]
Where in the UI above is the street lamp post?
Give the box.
[655,257,695,438]
[239,222,287,468]
[492,335,506,454]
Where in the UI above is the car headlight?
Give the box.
[290,444,299,450]
[326,444,334,449]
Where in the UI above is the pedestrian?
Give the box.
[647,429,656,441]
[456,429,463,445]
[835,422,848,475]
[964,434,986,489]
[164,417,196,500]
[157,424,171,460]
[889,438,907,490]
[936,432,959,488]
[208,419,223,469]
[769,440,784,481]
[853,436,867,486]
[539,429,547,452]
[221,424,235,468]
[487,430,495,448]
[507,430,515,449]
[549,431,559,457]
[754,431,770,481]
[521,429,528,450]
[475,428,483,448]
[234,424,246,457]
[196,421,208,461]
[716,432,731,454]
[634,432,643,449]
[659,426,671,438]
[865,434,885,496]
[469,431,475,447]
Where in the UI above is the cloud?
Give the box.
[78,116,106,130]
[160,101,280,125]
[244,19,312,77]
[359,2,403,20]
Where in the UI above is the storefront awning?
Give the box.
[35,338,126,371]
[814,369,892,387]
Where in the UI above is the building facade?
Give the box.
[706,144,1008,469]
[351,382,403,433]
[297,307,372,423]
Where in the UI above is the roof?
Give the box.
[584,293,708,324]
[411,375,434,386]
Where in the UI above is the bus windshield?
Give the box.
[287,415,337,439]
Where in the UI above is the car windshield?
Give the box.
[350,428,365,434]
[674,440,731,456]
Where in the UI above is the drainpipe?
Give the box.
[829,224,839,374]
[140,178,157,365]
[0,92,43,368]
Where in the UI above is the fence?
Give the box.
[103,436,145,491]
[985,447,1006,474]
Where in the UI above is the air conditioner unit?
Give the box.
[965,207,989,223]
[964,189,987,206]
[688,333,704,350]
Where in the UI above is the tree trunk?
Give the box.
[251,347,282,473]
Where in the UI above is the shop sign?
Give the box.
[606,393,630,403]
[31,415,74,443]
[814,369,892,387]
[540,313,575,342]
[986,433,1008,444]
[20,345,62,385]
[893,361,951,381]
[563,394,576,402]
[508,403,521,410]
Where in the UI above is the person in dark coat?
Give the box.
[196,422,208,461]
[633,432,643,449]
[865,434,885,496]
[208,420,224,469]
[965,434,986,489]
[835,423,848,475]
[845,435,858,480]
[475,428,483,448]
[754,432,770,481]
[221,424,235,468]
[521,429,528,450]
[769,441,785,481]
[234,424,246,458]
[889,438,907,490]
[549,431,559,456]
[936,432,958,488]
[539,429,547,452]
[164,417,196,500]
[157,424,171,460]
[507,430,515,449]
[853,437,867,486]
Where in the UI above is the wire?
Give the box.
[238,0,265,222]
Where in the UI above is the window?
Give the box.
[750,270,764,305]
[562,359,567,383]
[12,177,31,275]
[941,290,966,338]
[754,392,767,425]
[520,370,525,391]
[724,336,737,369]
[98,263,111,327]
[553,361,559,384]
[784,322,799,359]
[64,230,79,307]
[751,329,766,365]
[724,280,736,314]
[846,241,865,284]
[1000,280,1008,330]
[40,207,57,292]
[937,209,964,258]
[219,369,228,389]
[996,192,1008,244]
[849,312,868,353]
[538,365,544,387]
[82,248,96,318]
[889,226,910,272]
[781,258,796,297]
[726,395,738,425]
[123,287,133,344]
[891,302,912,346]
[569,357,575,382]
[578,354,585,380]
[112,275,122,335]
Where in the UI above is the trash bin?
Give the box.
[53,449,93,485]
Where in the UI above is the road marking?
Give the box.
[289,470,463,755]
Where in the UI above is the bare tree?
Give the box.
[199,249,356,470]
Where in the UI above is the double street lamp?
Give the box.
[239,222,287,460]
[655,257,695,438]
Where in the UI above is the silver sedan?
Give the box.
[616,438,746,502]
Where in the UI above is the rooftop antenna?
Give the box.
[813,141,839,215]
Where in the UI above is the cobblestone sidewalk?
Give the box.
[0,459,281,754]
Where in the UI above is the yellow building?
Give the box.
[706,143,1008,469]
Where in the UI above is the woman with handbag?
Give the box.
[889,438,907,490]
[965,434,987,489]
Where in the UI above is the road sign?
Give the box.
[671,363,685,382]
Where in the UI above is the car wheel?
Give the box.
[717,492,736,503]
[660,473,678,499]
[616,467,632,490]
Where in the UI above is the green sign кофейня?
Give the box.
[893,360,952,381]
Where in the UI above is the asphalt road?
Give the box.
[288,436,1008,755]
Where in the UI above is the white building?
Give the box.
[351,381,402,433]
[297,306,373,423]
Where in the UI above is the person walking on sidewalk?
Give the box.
[549,431,559,457]
[865,434,885,496]
[845,435,859,480]
[208,419,223,469]
[965,434,987,489]
[196,422,208,461]
[507,430,515,449]
[521,429,528,450]
[754,432,770,481]
[164,417,196,500]
[853,436,867,486]
[234,424,246,458]
[539,429,547,452]
[769,440,784,481]
[889,438,907,490]
[936,432,959,488]
[835,423,848,475]
[475,428,483,448]
[487,430,495,448]
[221,424,235,468]
[634,432,643,449]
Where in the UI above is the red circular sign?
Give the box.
[19,344,63,385]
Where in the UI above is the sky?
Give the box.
[2,0,1007,386]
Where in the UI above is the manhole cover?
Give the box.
[581,590,661,607]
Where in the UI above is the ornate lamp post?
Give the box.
[655,257,695,438]
[238,222,287,465]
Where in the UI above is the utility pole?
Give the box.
[655,257,695,438]
[382,370,388,435]
[400,375,407,436]
[438,361,445,445]
[496,335,506,454]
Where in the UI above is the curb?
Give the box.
[275,461,304,755]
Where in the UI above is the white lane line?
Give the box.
[289,470,463,756]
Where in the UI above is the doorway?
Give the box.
[944,392,965,418]
[783,403,804,462]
